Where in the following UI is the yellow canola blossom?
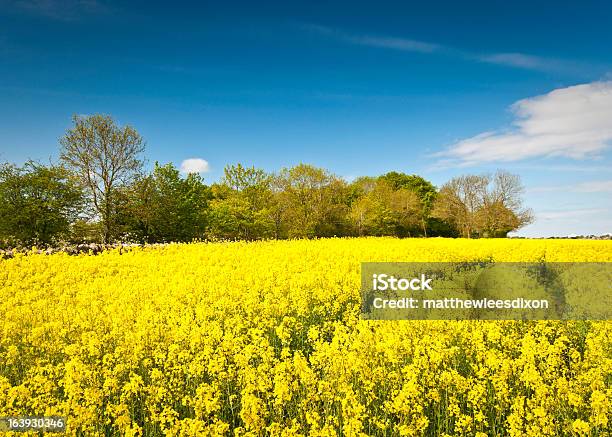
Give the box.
[0,237,610,436]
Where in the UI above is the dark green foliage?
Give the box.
[120,163,211,243]
[0,161,84,246]
[0,159,530,244]
[206,164,276,240]
[0,116,532,244]
[378,172,438,236]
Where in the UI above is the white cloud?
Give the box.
[347,35,440,53]
[303,24,589,74]
[477,53,582,74]
[480,53,547,69]
[573,180,612,192]
[504,164,611,173]
[180,158,210,174]
[537,208,607,220]
[302,24,440,54]
[437,81,612,165]
[530,180,612,194]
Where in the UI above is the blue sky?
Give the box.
[0,0,611,236]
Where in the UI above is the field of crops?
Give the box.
[0,238,610,436]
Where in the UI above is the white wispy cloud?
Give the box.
[530,180,612,194]
[302,24,440,54]
[537,208,608,221]
[435,81,612,166]
[502,164,611,173]
[480,53,547,69]
[346,35,440,53]
[180,158,210,174]
[303,24,588,74]
[574,180,612,192]
[476,52,584,74]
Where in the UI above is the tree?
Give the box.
[268,175,290,239]
[207,164,275,240]
[121,163,210,242]
[433,171,532,238]
[378,172,437,236]
[433,175,488,238]
[349,179,420,237]
[60,114,145,243]
[274,164,350,238]
[0,161,84,246]
[119,173,155,241]
[348,177,379,236]
[474,201,523,238]
[477,171,533,237]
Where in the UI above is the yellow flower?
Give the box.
[571,419,590,435]
[0,237,609,436]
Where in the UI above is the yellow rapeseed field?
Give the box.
[0,238,610,436]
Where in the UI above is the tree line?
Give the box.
[0,114,533,246]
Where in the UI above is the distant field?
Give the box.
[1,238,610,436]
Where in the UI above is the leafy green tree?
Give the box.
[60,114,145,243]
[122,163,210,242]
[349,179,420,236]
[267,176,290,239]
[0,161,84,246]
[207,191,258,240]
[119,173,155,241]
[378,172,437,236]
[274,164,350,238]
[68,219,103,244]
[208,164,275,240]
